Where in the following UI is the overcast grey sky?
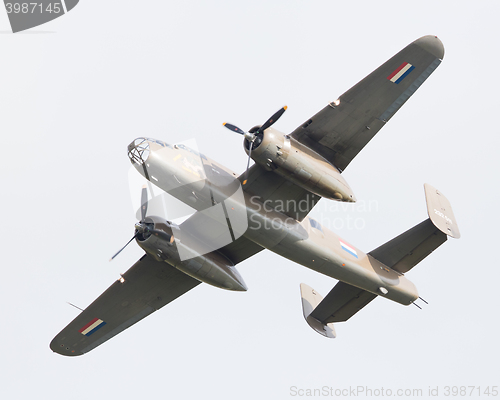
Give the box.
[1,1,499,399]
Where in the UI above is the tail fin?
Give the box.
[369,183,459,274]
[424,183,460,239]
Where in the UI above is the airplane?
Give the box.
[50,35,459,356]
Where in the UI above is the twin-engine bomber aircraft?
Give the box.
[51,35,459,355]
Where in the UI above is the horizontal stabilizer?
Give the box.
[369,184,459,273]
[369,219,446,273]
[300,282,378,338]
[300,284,336,338]
[310,281,377,323]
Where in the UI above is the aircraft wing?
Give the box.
[289,35,444,171]
[50,254,200,356]
[177,209,266,265]
[216,234,265,265]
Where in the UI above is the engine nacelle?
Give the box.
[245,128,356,202]
[136,216,247,291]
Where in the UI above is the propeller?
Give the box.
[258,105,287,134]
[140,183,148,220]
[109,234,137,261]
[223,105,287,184]
[110,185,174,261]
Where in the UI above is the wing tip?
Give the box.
[413,35,445,60]
[50,336,84,357]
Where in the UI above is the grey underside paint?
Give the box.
[290,36,444,171]
[369,219,447,274]
[309,281,377,324]
[50,255,200,356]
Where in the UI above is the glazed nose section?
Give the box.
[128,137,150,165]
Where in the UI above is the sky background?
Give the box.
[1,1,499,399]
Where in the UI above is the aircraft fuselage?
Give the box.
[128,137,418,306]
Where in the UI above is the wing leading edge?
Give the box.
[290,35,445,171]
[50,255,200,356]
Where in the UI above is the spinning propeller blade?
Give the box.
[110,183,174,261]
[242,143,253,186]
[110,185,150,261]
[258,105,287,134]
[222,122,245,135]
[109,234,137,261]
[141,185,148,221]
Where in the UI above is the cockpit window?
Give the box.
[148,138,172,148]
[309,218,323,232]
[173,143,207,160]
